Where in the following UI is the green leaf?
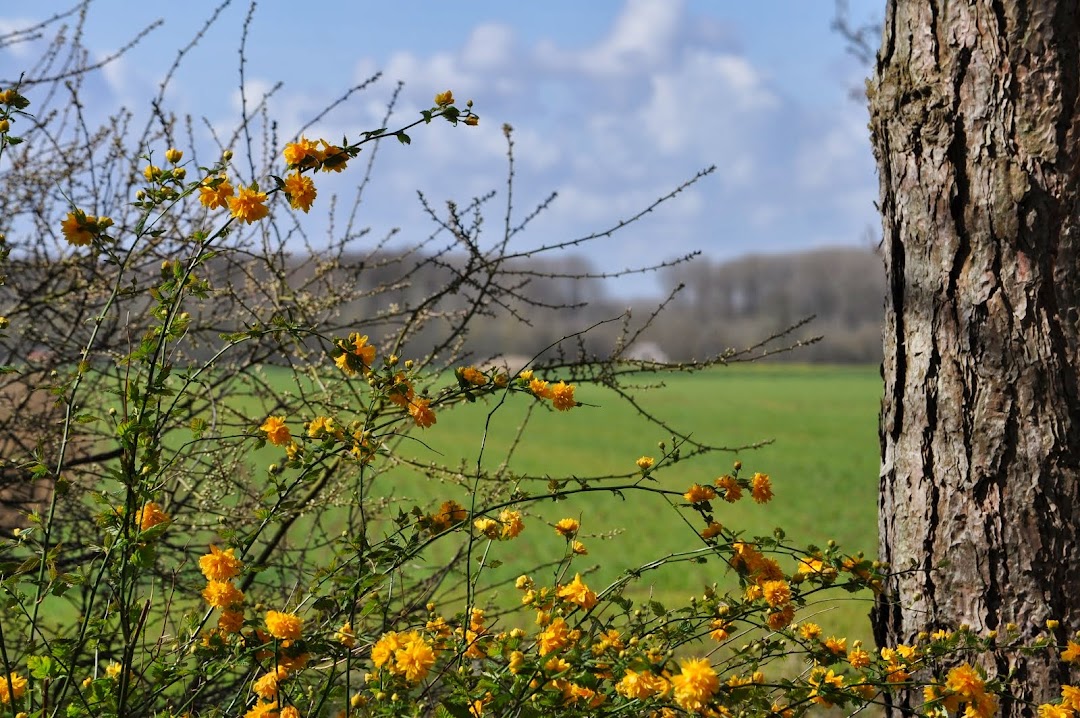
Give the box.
[396,131,411,145]
[28,655,61,679]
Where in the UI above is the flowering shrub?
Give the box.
[0,21,1077,718]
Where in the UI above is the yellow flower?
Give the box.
[228,185,270,223]
[143,164,163,182]
[460,366,487,385]
[683,483,716,504]
[809,668,845,707]
[799,622,822,640]
[709,620,730,642]
[283,136,321,167]
[199,544,242,581]
[336,333,376,374]
[199,176,234,209]
[464,115,479,126]
[165,148,183,163]
[260,416,291,446]
[545,656,571,674]
[848,646,871,669]
[571,540,588,555]
[219,609,244,633]
[537,617,573,655]
[394,632,436,683]
[202,580,244,609]
[557,573,598,610]
[670,658,718,713]
[429,500,467,533]
[1037,704,1073,718]
[244,700,279,718]
[0,672,27,704]
[529,378,553,399]
[265,610,303,640]
[795,556,825,576]
[135,500,170,531]
[318,140,349,172]
[283,171,316,212]
[554,518,579,538]
[824,636,847,655]
[1063,685,1080,712]
[1063,641,1080,663]
[61,211,94,246]
[701,521,723,539]
[766,605,795,630]
[388,372,415,406]
[550,381,577,411]
[434,90,454,107]
[636,456,654,471]
[252,668,286,699]
[474,517,500,539]
[714,474,742,502]
[371,631,403,668]
[518,369,534,381]
[336,621,356,648]
[409,398,437,428]
[306,415,342,440]
[279,707,299,718]
[945,663,986,700]
[616,669,668,700]
[884,662,911,684]
[750,472,773,503]
[499,509,524,539]
[508,650,526,674]
[760,579,791,608]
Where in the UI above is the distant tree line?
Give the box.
[295,244,886,366]
[1,245,883,369]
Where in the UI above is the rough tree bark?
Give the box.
[870,1,1080,713]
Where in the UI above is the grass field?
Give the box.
[336,362,884,644]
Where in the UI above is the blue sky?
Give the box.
[0,1,881,295]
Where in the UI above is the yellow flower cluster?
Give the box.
[526,376,577,410]
[920,663,997,717]
[616,668,670,700]
[473,509,525,540]
[282,136,353,173]
[199,544,245,632]
[197,175,268,224]
[371,630,438,683]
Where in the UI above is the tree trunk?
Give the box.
[870,1,1080,713]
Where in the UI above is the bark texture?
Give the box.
[870,1,1080,712]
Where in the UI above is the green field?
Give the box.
[344,363,883,644]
